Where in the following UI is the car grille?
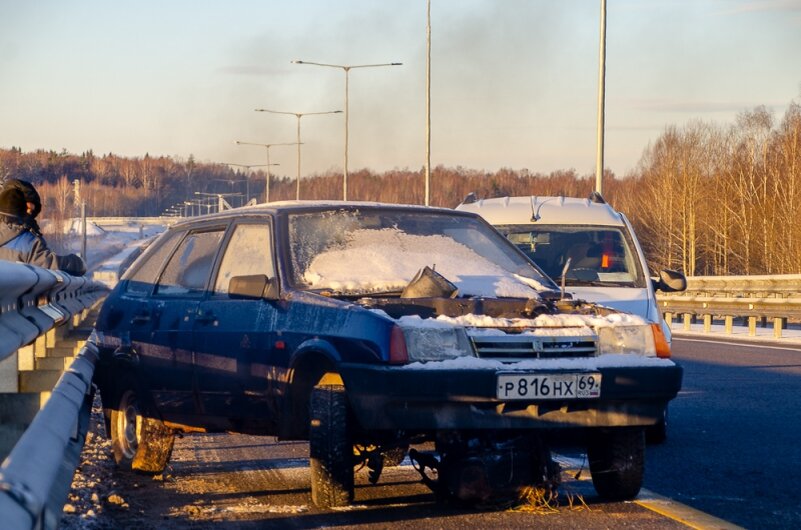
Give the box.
[470,334,597,359]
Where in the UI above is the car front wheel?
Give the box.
[309,384,354,508]
[109,387,175,474]
[588,428,645,501]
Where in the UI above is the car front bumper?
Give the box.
[339,362,683,431]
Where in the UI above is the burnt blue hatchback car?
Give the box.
[92,202,682,508]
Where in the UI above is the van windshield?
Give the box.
[496,224,646,288]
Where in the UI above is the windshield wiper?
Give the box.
[558,278,609,287]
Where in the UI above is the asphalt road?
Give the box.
[643,336,801,529]
[97,433,691,529]
[68,337,801,529]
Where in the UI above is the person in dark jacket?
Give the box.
[0,182,86,276]
[2,178,44,235]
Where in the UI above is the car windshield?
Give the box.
[497,224,646,288]
[287,208,556,297]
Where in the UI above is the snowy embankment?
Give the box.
[41,218,166,275]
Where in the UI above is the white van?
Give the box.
[457,193,686,442]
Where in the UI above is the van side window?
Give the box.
[214,224,274,294]
[156,230,224,296]
[124,230,183,295]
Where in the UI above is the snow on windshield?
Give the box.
[299,226,544,298]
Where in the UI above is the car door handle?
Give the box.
[196,311,216,324]
[131,314,151,324]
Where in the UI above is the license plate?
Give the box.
[496,373,601,400]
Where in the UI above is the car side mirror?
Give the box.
[228,274,279,300]
[653,269,687,292]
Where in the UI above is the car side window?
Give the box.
[214,223,274,295]
[124,230,184,295]
[156,229,224,296]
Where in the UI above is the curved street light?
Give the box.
[255,108,342,200]
[292,60,402,200]
[235,141,297,203]
[224,163,271,202]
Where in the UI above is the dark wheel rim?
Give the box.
[117,390,140,460]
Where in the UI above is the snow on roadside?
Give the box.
[59,397,124,530]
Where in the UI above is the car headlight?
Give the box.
[596,325,657,356]
[399,324,475,362]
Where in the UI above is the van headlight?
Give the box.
[596,325,656,356]
[399,324,475,362]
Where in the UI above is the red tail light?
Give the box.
[389,325,408,364]
[651,324,671,358]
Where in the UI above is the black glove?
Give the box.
[57,253,87,276]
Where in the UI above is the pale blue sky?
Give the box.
[1,0,799,178]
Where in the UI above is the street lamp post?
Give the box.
[425,0,432,206]
[235,141,296,203]
[255,108,341,200]
[596,0,607,195]
[292,60,402,200]
[195,191,242,213]
[224,163,270,203]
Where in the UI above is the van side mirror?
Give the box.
[228,274,279,300]
[653,269,687,293]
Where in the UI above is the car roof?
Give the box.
[456,196,625,227]
[168,200,476,228]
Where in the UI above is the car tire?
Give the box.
[646,407,668,445]
[309,384,354,508]
[109,387,175,474]
[588,428,645,501]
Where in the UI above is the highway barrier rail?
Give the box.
[0,261,108,362]
[0,341,97,530]
[657,274,801,338]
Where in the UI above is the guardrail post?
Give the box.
[16,345,34,372]
[748,316,757,336]
[773,317,785,339]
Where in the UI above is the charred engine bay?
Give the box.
[354,295,614,321]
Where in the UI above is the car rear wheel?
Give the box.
[588,428,645,501]
[109,387,175,474]
[309,384,354,508]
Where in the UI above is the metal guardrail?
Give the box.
[657,274,801,338]
[0,341,98,530]
[0,261,108,362]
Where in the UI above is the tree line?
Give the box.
[2,100,800,277]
